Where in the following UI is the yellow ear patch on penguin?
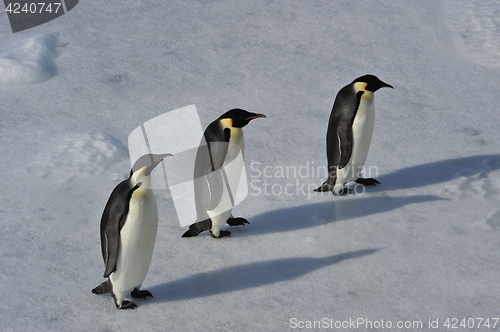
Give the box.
[134,166,147,176]
[353,81,368,92]
[220,118,233,128]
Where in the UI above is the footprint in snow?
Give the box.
[28,131,128,183]
[441,159,500,199]
[472,208,500,230]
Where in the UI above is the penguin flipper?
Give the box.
[335,119,354,169]
[100,183,142,278]
[182,219,212,237]
[205,128,231,210]
[193,128,231,214]
[103,213,122,278]
[92,279,112,294]
[326,90,363,170]
[102,209,131,278]
[205,170,225,211]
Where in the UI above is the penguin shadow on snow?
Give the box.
[375,154,500,191]
[241,155,499,236]
[241,194,445,236]
[148,249,379,302]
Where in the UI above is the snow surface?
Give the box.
[1,0,500,331]
[445,0,500,69]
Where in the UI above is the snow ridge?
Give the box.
[0,32,60,85]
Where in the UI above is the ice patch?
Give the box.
[441,159,500,199]
[445,0,500,69]
[28,132,128,182]
[0,32,60,85]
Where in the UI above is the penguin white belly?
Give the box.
[208,128,244,237]
[109,191,158,299]
[336,94,375,191]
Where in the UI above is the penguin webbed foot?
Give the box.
[210,230,231,238]
[333,188,352,196]
[182,223,205,237]
[219,230,232,237]
[117,300,137,310]
[182,220,211,238]
[313,181,333,192]
[182,228,201,238]
[355,178,381,186]
[227,217,249,226]
[131,288,153,299]
[92,280,111,294]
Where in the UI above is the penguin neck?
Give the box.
[131,175,152,197]
[353,81,374,96]
[220,118,245,157]
[361,91,374,105]
[357,93,375,119]
[353,81,367,93]
[220,118,234,130]
[353,82,374,109]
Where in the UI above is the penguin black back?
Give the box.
[100,179,142,277]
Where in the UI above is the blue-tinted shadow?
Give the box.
[149,248,378,302]
[377,154,500,191]
[242,194,444,236]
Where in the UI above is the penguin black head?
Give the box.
[219,109,266,128]
[130,153,173,177]
[352,75,393,92]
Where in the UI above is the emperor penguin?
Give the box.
[92,153,172,309]
[315,75,393,195]
[182,109,266,238]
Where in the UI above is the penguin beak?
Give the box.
[138,166,148,174]
[131,153,173,177]
[159,153,174,161]
[146,153,173,175]
[380,82,394,89]
[245,113,266,120]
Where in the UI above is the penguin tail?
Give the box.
[182,219,211,238]
[92,279,112,294]
[313,178,335,192]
